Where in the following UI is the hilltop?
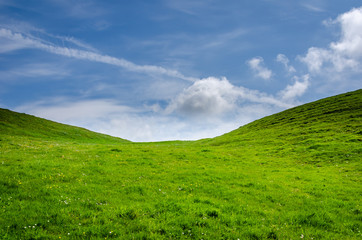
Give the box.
[0,89,361,239]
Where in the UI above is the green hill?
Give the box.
[203,89,362,164]
[0,90,361,239]
[0,108,128,143]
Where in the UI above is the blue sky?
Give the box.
[0,0,361,141]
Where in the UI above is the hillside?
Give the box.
[0,108,128,143]
[0,90,361,239]
[203,89,362,163]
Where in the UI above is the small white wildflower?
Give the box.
[301,234,304,238]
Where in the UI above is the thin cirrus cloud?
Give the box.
[301,3,325,12]
[0,27,198,82]
[0,63,70,79]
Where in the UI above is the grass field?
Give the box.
[0,89,361,239]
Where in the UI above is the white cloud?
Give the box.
[278,75,310,101]
[0,28,40,53]
[53,35,99,52]
[166,76,292,118]
[330,7,362,58]
[0,27,198,82]
[247,57,272,80]
[166,77,237,117]
[300,7,362,73]
[276,54,296,73]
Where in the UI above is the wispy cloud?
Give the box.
[0,27,198,82]
[276,54,296,74]
[301,3,325,12]
[247,57,273,80]
[0,63,70,79]
[133,27,249,60]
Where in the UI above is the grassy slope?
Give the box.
[204,89,361,163]
[0,108,129,143]
[0,90,361,239]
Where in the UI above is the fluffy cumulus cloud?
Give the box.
[330,7,362,59]
[166,76,295,121]
[166,77,237,117]
[300,7,362,74]
[247,57,273,80]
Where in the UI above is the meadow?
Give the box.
[0,89,361,239]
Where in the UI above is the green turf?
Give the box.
[1,89,361,239]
